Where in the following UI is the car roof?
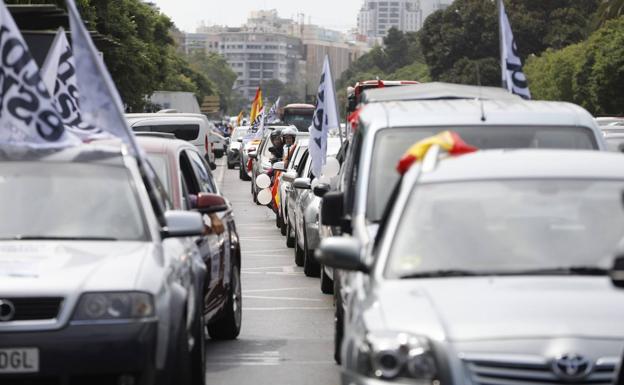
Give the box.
[127,115,205,126]
[361,82,521,104]
[135,136,195,155]
[0,143,126,166]
[410,149,624,184]
[359,99,600,134]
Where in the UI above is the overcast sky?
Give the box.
[152,0,362,33]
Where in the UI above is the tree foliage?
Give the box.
[418,0,600,86]
[525,16,624,115]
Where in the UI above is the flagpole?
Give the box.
[498,0,506,90]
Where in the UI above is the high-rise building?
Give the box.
[357,0,452,39]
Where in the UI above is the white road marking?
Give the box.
[244,307,333,311]
[244,295,322,302]
[243,287,311,293]
[244,248,292,254]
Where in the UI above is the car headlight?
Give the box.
[73,292,155,321]
[356,331,438,382]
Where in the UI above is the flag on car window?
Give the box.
[499,0,531,99]
[250,87,264,124]
[0,2,80,148]
[396,131,477,175]
[236,110,244,127]
[309,55,339,177]
[254,108,266,138]
[65,0,142,156]
[41,28,109,141]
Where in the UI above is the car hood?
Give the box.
[0,241,154,295]
[376,277,624,342]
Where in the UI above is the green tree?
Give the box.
[187,52,237,113]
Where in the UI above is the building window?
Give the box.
[250,71,261,79]
[262,71,274,78]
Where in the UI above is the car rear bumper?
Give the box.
[227,149,240,163]
[0,320,158,385]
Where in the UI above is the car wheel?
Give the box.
[303,225,320,277]
[334,291,344,365]
[286,218,295,248]
[172,314,192,385]
[239,161,251,181]
[227,161,235,170]
[320,265,333,294]
[279,212,287,236]
[294,228,304,267]
[207,261,242,340]
[276,210,283,229]
[190,311,206,385]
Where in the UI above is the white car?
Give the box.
[126,113,217,169]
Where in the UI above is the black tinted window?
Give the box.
[134,124,200,141]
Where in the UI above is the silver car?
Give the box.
[319,149,624,385]
[0,145,209,385]
[291,137,343,277]
[275,139,309,237]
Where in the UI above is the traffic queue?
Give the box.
[239,72,624,385]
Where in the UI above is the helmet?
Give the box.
[282,126,298,137]
[270,128,283,139]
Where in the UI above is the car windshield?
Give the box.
[385,179,624,278]
[0,162,147,241]
[283,112,312,132]
[367,125,598,222]
[232,128,249,140]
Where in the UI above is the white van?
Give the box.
[126,113,216,168]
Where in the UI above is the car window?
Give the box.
[147,154,171,197]
[367,125,599,222]
[187,149,218,193]
[296,150,309,177]
[0,162,148,241]
[179,150,200,196]
[344,129,363,215]
[132,123,200,141]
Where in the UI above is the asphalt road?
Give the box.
[205,157,340,385]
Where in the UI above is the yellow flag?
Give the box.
[250,87,263,123]
[236,111,244,127]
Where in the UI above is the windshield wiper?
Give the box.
[7,236,119,241]
[399,269,482,279]
[506,266,608,276]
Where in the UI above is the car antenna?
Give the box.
[476,62,486,122]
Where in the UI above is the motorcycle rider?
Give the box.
[281,126,299,168]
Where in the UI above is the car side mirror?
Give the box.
[316,237,367,273]
[321,191,344,226]
[610,255,624,288]
[196,192,228,214]
[237,138,243,143]
[273,161,286,172]
[313,183,331,198]
[162,211,204,238]
[281,171,297,183]
[248,152,257,160]
[293,177,311,189]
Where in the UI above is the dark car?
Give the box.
[137,136,242,341]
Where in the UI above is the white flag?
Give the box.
[41,28,109,141]
[309,55,338,177]
[254,108,266,139]
[267,97,280,123]
[499,0,531,99]
[65,0,141,156]
[0,2,79,148]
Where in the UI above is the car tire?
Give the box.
[227,162,235,170]
[303,226,320,277]
[276,211,283,230]
[320,265,333,294]
[286,219,295,248]
[239,161,251,181]
[207,261,242,340]
[294,228,304,267]
[279,212,287,236]
[172,314,192,385]
[334,290,344,365]
[190,311,206,385]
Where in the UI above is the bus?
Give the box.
[281,103,315,132]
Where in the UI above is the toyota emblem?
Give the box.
[552,354,592,380]
[0,299,16,322]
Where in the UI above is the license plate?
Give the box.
[0,348,39,373]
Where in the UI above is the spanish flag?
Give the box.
[249,88,263,124]
[396,131,477,175]
[236,111,244,127]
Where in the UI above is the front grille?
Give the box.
[464,356,616,385]
[2,297,63,321]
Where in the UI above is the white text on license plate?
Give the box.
[0,348,39,373]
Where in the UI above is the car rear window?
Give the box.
[133,124,200,141]
[366,125,598,222]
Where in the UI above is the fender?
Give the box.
[155,282,188,385]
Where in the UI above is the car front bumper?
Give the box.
[342,370,432,385]
[0,320,158,385]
